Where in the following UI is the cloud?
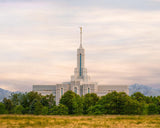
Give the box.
[0,1,160,91]
[151,0,160,2]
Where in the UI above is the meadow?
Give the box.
[0,115,160,128]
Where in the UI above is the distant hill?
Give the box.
[0,88,12,102]
[129,84,160,96]
[0,88,23,102]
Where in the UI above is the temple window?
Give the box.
[61,88,64,96]
[74,87,77,94]
[88,88,90,93]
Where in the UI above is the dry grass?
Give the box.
[0,115,160,128]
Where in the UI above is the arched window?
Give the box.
[79,54,82,76]
[88,88,90,93]
[61,88,64,96]
[74,87,77,94]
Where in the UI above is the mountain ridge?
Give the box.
[129,83,160,96]
[0,88,12,102]
[0,88,23,102]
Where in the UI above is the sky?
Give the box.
[0,0,160,91]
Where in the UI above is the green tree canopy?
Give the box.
[83,93,99,114]
[148,103,159,115]
[14,105,24,114]
[96,91,144,115]
[0,103,7,114]
[131,92,146,102]
[60,90,83,114]
[3,98,13,113]
[41,94,55,108]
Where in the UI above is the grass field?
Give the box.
[0,115,160,128]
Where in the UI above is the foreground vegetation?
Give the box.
[0,115,160,128]
[0,90,160,115]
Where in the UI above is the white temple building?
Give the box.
[33,27,129,104]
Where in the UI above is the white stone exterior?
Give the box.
[97,85,129,97]
[33,28,129,104]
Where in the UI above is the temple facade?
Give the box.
[33,27,129,104]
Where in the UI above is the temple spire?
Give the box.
[80,27,82,48]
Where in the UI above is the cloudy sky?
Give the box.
[0,0,160,91]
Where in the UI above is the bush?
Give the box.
[0,103,7,114]
[87,105,104,115]
[3,98,13,113]
[41,106,48,115]
[34,101,43,115]
[57,104,68,115]
[148,103,159,115]
[60,91,83,114]
[14,105,24,114]
[50,104,68,115]
[124,98,144,115]
[83,93,99,114]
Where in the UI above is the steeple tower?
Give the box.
[71,27,90,82]
[80,27,82,48]
[77,27,85,78]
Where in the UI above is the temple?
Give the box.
[33,27,129,104]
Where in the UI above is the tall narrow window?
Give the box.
[80,54,82,76]
[61,88,64,96]
[74,87,77,94]
[88,88,90,93]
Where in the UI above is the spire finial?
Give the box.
[80,27,82,48]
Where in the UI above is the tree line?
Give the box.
[0,90,160,115]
